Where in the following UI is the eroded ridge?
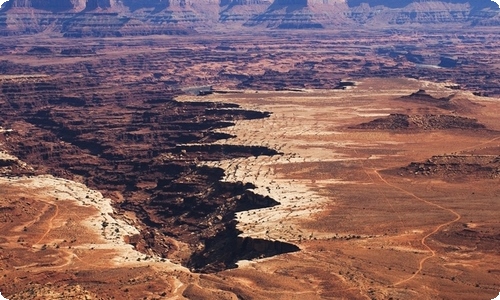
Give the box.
[175,79,500,299]
[1,28,500,298]
[0,175,150,264]
[0,75,300,273]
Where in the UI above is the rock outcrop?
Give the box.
[0,74,297,272]
[398,155,500,179]
[219,0,271,22]
[244,0,350,28]
[0,0,498,35]
[352,113,486,130]
[347,0,499,25]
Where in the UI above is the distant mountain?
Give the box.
[347,0,497,9]
[0,0,498,36]
[243,0,351,28]
[346,0,499,25]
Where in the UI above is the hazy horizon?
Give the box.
[0,0,499,8]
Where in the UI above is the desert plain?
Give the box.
[0,27,499,300]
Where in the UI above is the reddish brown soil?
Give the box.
[0,31,499,300]
[179,77,500,299]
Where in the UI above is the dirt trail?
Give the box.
[372,170,462,286]
[460,136,500,152]
[362,168,407,229]
[34,202,59,245]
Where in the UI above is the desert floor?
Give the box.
[1,77,499,299]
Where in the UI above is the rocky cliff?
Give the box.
[243,0,350,28]
[0,0,498,35]
[0,72,299,271]
[347,0,499,25]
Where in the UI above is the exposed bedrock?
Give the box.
[391,155,500,179]
[0,76,298,272]
[401,89,453,103]
[188,222,300,273]
[434,224,500,251]
[1,0,499,35]
[346,0,498,9]
[352,113,486,130]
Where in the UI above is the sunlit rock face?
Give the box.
[0,0,498,35]
[346,0,499,25]
[347,0,498,9]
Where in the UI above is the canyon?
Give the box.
[0,0,499,299]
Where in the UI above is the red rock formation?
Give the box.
[0,73,299,272]
[0,0,498,35]
[352,113,486,130]
[244,0,351,28]
[398,155,500,179]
